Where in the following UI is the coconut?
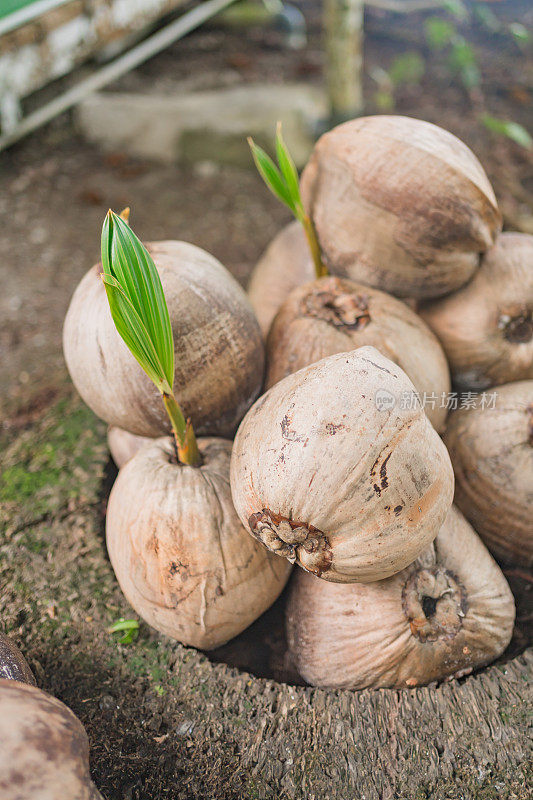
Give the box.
[106,437,292,650]
[107,426,152,469]
[444,380,533,565]
[0,679,103,799]
[0,632,35,685]
[64,241,264,438]
[286,505,515,689]
[419,232,533,390]
[248,222,315,338]
[265,275,451,431]
[230,347,454,582]
[300,115,501,299]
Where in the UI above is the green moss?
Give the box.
[246,781,260,800]
[121,639,175,683]
[0,396,107,529]
[19,530,48,554]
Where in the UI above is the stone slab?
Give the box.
[75,83,327,167]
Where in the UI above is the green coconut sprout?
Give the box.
[248,122,328,279]
[100,209,201,466]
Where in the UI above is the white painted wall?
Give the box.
[0,0,188,132]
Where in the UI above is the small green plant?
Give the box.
[109,617,140,644]
[508,22,529,45]
[473,4,501,34]
[425,15,480,90]
[422,9,532,150]
[424,17,456,50]
[388,52,425,87]
[100,209,201,466]
[443,0,469,22]
[371,52,425,111]
[473,4,529,46]
[449,38,480,90]
[248,123,327,279]
[425,4,529,92]
[481,115,532,149]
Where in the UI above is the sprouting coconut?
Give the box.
[107,436,290,649]
[64,212,264,439]
[96,212,290,649]
[265,275,450,431]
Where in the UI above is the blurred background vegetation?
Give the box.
[0,0,531,422]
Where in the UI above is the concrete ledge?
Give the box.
[75,83,327,167]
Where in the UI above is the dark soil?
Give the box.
[1,397,531,799]
[1,4,532,798]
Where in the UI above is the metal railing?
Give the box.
[0,0,239,150]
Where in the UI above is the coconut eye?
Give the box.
[402,567,466,643]
[420,232,533,390]
[421,595,438,619]
[500,310,532,345]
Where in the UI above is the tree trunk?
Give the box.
[324,0,364,123]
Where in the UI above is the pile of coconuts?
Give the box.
[58,114,532,695]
